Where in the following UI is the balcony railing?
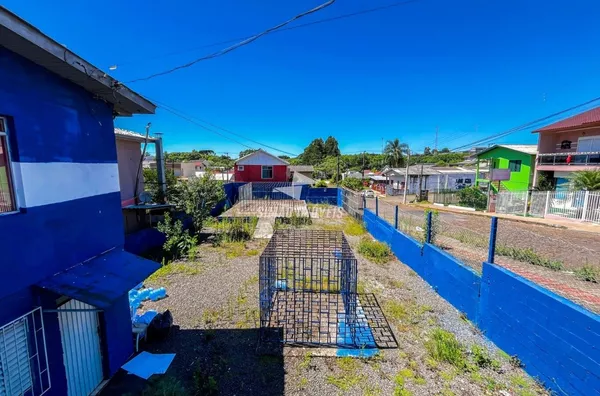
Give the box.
[538,152,600,166]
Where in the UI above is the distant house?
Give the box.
[475,145,537,192]
[533,106,600,190]
[234,149,289,182]
[342,170,363,180]
[381,165,478,193]
[115,128,155,207]
[181,159,210,178]
[0,8,159,396]
[289,165,315,184]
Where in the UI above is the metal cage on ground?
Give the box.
[259,229,359,347]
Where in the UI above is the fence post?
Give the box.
[581,190,590,221]
[426,211,433,244]
[375,196,379,216]
[544,191,551,217]
[488,217,498,263]
[394,205,399,229]
[523,191,529,217]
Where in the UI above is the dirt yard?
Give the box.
[373,197,600,314]
[102,210,548,396]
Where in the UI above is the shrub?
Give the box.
[457,187,487,210]
[157,212,197,259]
[340,177,364,191]
[572,169,600,191]
[143,168,178,203]
[314,180,328,188]
[495,245,563,270]
[174,174,226,235]
[574,265,600,283]
[425,328,466,370]
[213,218,257,245]
[358,237,391,264]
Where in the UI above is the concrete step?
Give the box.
[254,217,274,239]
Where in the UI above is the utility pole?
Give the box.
[337,154,340,186]
[403,148,410,205]
[434,126,438,152]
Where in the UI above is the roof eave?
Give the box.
[0,7,156,116]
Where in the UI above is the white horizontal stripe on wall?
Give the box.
[11,162,120,208]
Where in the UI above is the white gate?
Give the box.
[58,300,104,396]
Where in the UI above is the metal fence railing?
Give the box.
[496,190,600,225]
[340,188,364,221]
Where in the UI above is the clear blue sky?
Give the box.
[5,0,600,157]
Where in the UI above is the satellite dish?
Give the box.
[139,191,152,204]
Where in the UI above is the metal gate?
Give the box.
[57,300,104,396]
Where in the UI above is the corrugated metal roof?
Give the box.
[114,128,155,142]
[476,144,537,157]
[292,172,315,184]
[36,249,160,309]
[289,165,314,172]
[534,106,600,133]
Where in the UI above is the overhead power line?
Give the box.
[125,0,336,83]
[151,98,299,157]
[112,0,421,69]
[450,96,600,152]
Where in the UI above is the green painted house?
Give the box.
[475,145,537,192]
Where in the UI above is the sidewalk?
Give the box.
[391,199,600,233]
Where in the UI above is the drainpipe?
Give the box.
[154,133,167,202]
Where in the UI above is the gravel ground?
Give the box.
[102,211,549,396]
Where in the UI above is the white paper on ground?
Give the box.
[121,351,176,380]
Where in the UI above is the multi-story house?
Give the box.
[0,8,159,395]
[533,106,600,190]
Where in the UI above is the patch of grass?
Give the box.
[357,237,392,264]
[383,300,408,323]
[298,351,312,370]
[202,309,221,326]
[246,249,259,256]
[363,384,382,396]
[326,357,365,392]
[140,377,186,396]
[147,261,201,283]
[389,280,405,289]
[357,280,368,294]
[425,328,467,370]
[414,376,426,385]
[440,370,456,382]
[344,217,367,236]
[471,345,501,371]
[574,265,600,283]
[398,368,414,378]
[393,373,413,396]
[509,374,538,395]
[470,371,483,384]
[193,369,218,396]
[299,377,308,389]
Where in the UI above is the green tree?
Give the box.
[384,138,409,168]
[278,155,291,160]
[572,170,600,191]
[440,147,451,153]
[315,155,343,180]
[340,177,364,191]
[238,149,257,158]
[299,138,326,165]
[324,136,340,157]
[175,174,226,234]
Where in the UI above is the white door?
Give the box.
[58,300,104,396]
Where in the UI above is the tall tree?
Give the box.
[324,136,340,157]
[423,147,432,155]
[239,149,257,158]
[300,138,326,165]
[384,139,409,168]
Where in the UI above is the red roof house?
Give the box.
[234,149,290,182]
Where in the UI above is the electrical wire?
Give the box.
[154,99,300,157]
[125,0,336,83]
[450,96,600,152]
[111,0,421,69]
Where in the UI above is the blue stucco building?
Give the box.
[0,7,160,395]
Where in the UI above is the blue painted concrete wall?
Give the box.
[0,47,140,394]
[125,227,167,256]
[362,207,600,395]
[480,264,600,395]
[0,47,122,299]
[306,187,338,204]
[102,295,135,376]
